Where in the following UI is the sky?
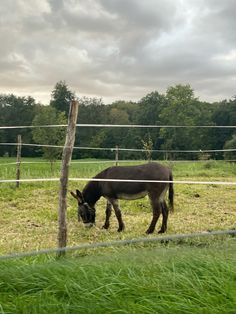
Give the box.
[0,0,236,104]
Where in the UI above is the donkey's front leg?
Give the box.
[146,197,161,234]
[110,199,125,232]
[102,201,112,229]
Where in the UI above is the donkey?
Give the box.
[71,162,174,234]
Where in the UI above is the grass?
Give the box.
[0,241,236,313]
[0,158,235,313]
[0,158,235,255]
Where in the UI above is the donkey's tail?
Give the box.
[168,172,174,212]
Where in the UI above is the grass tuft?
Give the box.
[0,243,236,313]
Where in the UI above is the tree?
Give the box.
[32,107,67,169]
[102,107,130,149]
[0,94,40,157]
[50,81,75,117]
[74,97,109,158]
[141,133,153,161]
[211,98,236,158]
[159,84,204,159]
[165,84,195,105]
[136,91,167,158]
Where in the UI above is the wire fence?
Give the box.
[0,122,235,260]
[0,177,236,185]
[1,123,236,129]
[0,229,235,260]
[1,159,235,168]
[0,142,236,153]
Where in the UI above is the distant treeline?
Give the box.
[0,81,235,161]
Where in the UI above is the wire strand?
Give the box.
[0,229,235,260]
[0,177,236,185]
[0,123,236,129]
[0,142,235,153]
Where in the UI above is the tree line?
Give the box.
[0,81,235,161]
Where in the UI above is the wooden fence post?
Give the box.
[57,100,79,257]
[16,134,22,188]
[115,145,119,166]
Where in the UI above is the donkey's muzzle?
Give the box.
[84,222,95,228]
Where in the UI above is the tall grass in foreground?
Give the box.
[0,243,236,314]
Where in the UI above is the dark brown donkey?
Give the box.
[71,162,174,234]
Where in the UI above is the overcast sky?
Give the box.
[0,0,236,104]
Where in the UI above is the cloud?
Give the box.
[0,0,236,104]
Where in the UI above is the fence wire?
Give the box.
[0,229,235,260]
[0,142,235,153]
[0,122,235,261]
[0,177,236,185]
[0,123,236,129]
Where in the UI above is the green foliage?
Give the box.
[160,85,203,158]
[211,98,236,158]
[0,94,40,157]
[75,97,110,158]
[50,81,75,116]
[1,83,236,160]
[32,107,67,167]
[224,133,236,160]
[141,133,153,161]
[0,243,236,313]
[166,84,196,104]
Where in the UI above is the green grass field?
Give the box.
[0,241,236,313]
[0,158,236,313]
[0,158,235,255]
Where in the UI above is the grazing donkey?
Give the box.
[71,162,174,234]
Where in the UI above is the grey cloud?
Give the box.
[0,0,236,104]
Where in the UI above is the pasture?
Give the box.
[0,158,236,313]
[0,158,235,255]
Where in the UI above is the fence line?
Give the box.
[0,124,67,129]
[78,124,236,129]
[0,177,236,185]
[0,159,234,167]
[0,124,236,130]
[0,160,144,166]
[0,142,235,153]
[0,229,235,260]
[1,120,235,261]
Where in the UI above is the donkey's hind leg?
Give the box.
[102,201,112,229]
[146,194,162,234]
[158,200,169,234]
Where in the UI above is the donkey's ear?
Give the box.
[70,190,84,203]
[76,189,83,198]
[70,191,78,200]
[75,189,84,204]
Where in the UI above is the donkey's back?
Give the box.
[96,162,173,204]
[97,162,171,180]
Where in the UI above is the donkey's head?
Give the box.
[70,189,95,228]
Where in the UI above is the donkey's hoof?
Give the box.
[102,224,109,230]
[117,224,125,232]
[146,229,154,234]
[158,229,165,234]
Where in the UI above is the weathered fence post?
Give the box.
[57,100,79,257]
[16,134,22,188]
[115,145,119,166]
